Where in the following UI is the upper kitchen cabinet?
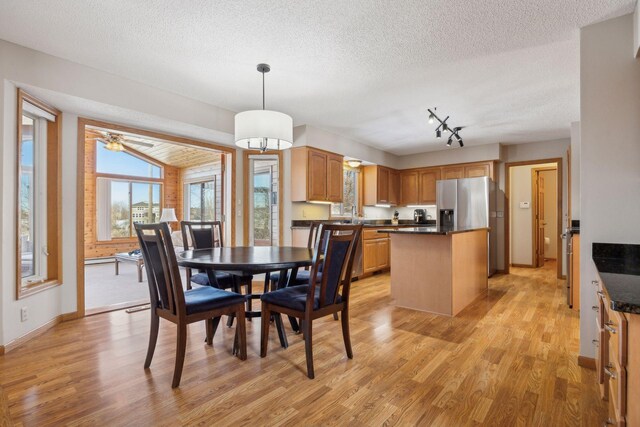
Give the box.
[400,171,419,205]
[291,147,344,202]
[418,168,441,204]
[441,165,465,180]
[363,165,400,206]
[464,162,493,179]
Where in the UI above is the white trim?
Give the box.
[23,100,56,122]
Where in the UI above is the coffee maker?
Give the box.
[413,209,427,224]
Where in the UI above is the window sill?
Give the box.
[18,279,61,299]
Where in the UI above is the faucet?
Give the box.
[351,206,359,224]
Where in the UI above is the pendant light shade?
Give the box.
[234,110,293,151]
[235,63,293,152]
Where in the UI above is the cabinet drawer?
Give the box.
[606,357,627,421]
[604,297,628,366]
[363,229,388,240]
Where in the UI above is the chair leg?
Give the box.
[260,303,270,358]
[172,323,188,388]
[303,319,314,379]
[341,308,353,359]
[211,316,221,340]
[205,318,214,345]
[144,311,160,369]
[235,306,247,361]
[333,313,339,321]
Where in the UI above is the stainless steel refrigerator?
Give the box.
[436,176,497,276]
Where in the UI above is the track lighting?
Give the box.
[427,108,465,148]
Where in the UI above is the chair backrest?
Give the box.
[181,221,223,250]
[307,223,363,311]
[135,222,186,316]
[307,221,322,249]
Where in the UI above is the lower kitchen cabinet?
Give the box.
[362,228,391,275]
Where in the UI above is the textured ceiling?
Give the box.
[0,0,634,155]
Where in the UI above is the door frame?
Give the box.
[531,166,557,267]
[504,157,563,279]
[76,117,236,318]
[242,150,283,246]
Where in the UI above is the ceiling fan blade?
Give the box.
[125,140,154,148]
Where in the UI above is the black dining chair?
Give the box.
[260,223,362,379]
[180,221,234,290]
[135,222,247,388]
[268,221,323,289]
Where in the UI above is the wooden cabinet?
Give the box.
[400,171,419,205]
[291,147,343,202]
[570,234,580,311]
[327,153,344,202]
[362,227,391,274]
[595,276,639,426]
[363,166,400,206]
[418,168,441,204]
[389,170,400,205]
[465,163,491,178]
[441,165,465,180]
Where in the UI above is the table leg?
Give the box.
[115,258,119,276]
[137,261,143,282]
[274,313,288,349]
[286,268,300,333]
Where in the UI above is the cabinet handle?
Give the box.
[603,419,614,426]
[592,280,599,286]
[604,364,617,379]
[597,291,604,298]
[592,339,599,347]
[604,321,617,334]
[592,306,599,312]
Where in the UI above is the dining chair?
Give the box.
[260,223,363,379]
[135,222,247,388]
[180,221,234,290]
[268,221,323,289]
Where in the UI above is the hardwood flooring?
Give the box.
[0,262,606,426]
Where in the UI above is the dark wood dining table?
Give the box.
[177,246,314,348]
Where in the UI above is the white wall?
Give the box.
[0,39,239,346]
[634,0,640,57]
[397,143,501,169]
[580,13,640,358]
[542,169,558,259]
[570,121,580,219]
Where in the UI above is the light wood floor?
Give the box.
[0,262,606,426]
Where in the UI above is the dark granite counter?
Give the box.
[291,219,435,229]
[593,242,640,314]
[379,226,489,236]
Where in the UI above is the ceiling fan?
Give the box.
[89,131,155,152]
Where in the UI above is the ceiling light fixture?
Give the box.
[427,108,465,148]
[235,64,293,152]
[346,159,363,168]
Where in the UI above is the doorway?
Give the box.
[505,158,562,279]
[76,118,236,317]
[243,151,283,246]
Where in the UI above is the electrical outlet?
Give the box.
[21,307,28,322]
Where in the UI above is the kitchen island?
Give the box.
[380,227,488,316]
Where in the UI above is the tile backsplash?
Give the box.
[291,202,437,221]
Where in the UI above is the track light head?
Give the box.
[428,113,435,124]
[458,139,464,147]
[436,129,442,138]
[447,137,453,147]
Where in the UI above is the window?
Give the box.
[188,180,216,221]
[17,90,62,298]
[331,167,359,217]
[95,141,163,240]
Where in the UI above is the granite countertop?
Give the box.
[379,226,489,236]
[592,242,640,315]
[291,219,435,229]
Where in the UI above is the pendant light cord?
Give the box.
[262,71,265,110]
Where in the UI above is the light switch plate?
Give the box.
[519,201,530,209]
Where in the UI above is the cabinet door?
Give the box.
[327,154,344,202]
[307,150,328,201]
[363,240,378,273]
[400,171,419,206]
[377,238,390,269]
[418,168,441,204]
[389,170,400,205]
[377,167,390,203]
[464,163,491,178]
[441,165,464,180]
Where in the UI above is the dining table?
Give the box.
[177,246,314,348]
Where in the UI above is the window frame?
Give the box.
[16,89,62,299]
[186,178,217,222]
[330,166,362,219]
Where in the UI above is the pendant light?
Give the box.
[235,64,293,152]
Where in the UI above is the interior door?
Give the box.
[535,172,546,267]
[247,154,280,246]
